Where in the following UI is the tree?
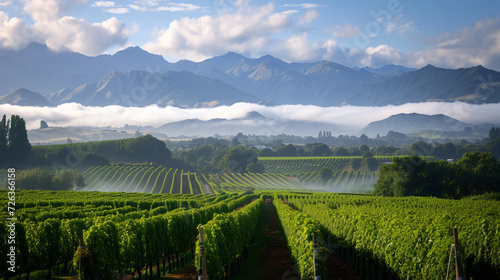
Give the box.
[81,153,110,166]
[231,137,240,146]
[17,168,55,190]
[53,170,86,191]
[0,115,8,167]
[333,147,349,156]
[275,144,297,157]
[375,153,499,198]
[374,156,426,197]
[489,127,500,141]
[457,152,498,176]
[247,162,265,173]
[365,157,379,172]
[351,158,362,170]
[258,148,275,157]
[359,145,370,153]
[8,115,31,164]
[319,167,333,183]
[219,147,258,173]
[410,141,433,157]
[362,151,374,159]
[309,143,332,156]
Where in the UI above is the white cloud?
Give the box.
[360,45,404,67]
[299,9,319,26]
[385,14,415,35]
[0,11,38,50]
[2,102,500,135]
[143,2,294,61]
[0,0,12,6]
[0,0,128,56]
[333,18,500,70]
[283,3,327,9]
[92,1,114,7]
[408,18,500,69]
[129,2,202,12]
[329,24,359,38]
[106,7,129,14]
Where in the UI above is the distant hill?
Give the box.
[0,88,53,106]
[361,64,416,76]
[47,70,261,107]
[157,111,337,137]
[348,65,500,105]
[28,126,168,145]
[360,113,472,137]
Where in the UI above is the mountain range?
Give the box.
[1,43,500,108]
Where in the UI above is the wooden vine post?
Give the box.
[313,232,321,280]
[453,228,466,280]
[199,226,208,280]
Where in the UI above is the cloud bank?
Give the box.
[0,0,128,55]
[1,102,499,135]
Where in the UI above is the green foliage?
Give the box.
[246,161,265,173]
[364,156,379,171]
[489,127,500,141]
[350,158,362,170]
[0,115,8,167]
[273,199,326,279]
[0,114,31,167]
[32,134,172,167]
[17,168,55,190]
[196,198,263,280]
[375,153,500,198]
[16,168,85,191]
[410,141,434,157]
[289,193,500,279]
[81,153,110,166]
[219,147,259,173]
[319,167,333,182]
[309,143,332,156]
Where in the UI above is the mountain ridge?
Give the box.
[2,44,500,108]
[360,113,472,137]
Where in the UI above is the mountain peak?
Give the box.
[0,88,53,107]
[243,111,266,120]
[422,64,438,69]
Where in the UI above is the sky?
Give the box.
[1,0,500,70]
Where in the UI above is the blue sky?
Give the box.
[1,0,500,70]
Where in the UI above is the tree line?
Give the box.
[375,152,500,198]
[0,115,31,168]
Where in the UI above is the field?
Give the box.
[2,155,498,280]
[1,190,498,280]
[78,156,392,195]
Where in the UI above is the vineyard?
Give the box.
[79,164,308,194]
[258,156,396,174]
[80,164,214,194]
[79,156,391,195]
[1,190,499,280]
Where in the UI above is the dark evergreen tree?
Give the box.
[489,127,500,141]
[7,115,31,164]
[0,115,8,167]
